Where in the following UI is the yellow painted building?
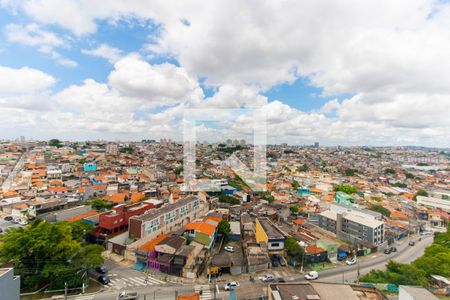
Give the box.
[255,217,285,255]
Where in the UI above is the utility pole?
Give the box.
[213,278,217,300]
[300,252,305,273]
[342,271,345,284]
[357,260,360,278]
[64,282,68,300]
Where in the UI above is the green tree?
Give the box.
[0,220,103,290]
[68,221,93,242]
[86,198,114,210]
[291,180,299,190]
[360,261,428,287]
[289,205,299,214]
[405,172,415,179]
[385,168,396,175]
[391,182,407,188]
[257,192,275,203]
[285,237,304,261]
[218,194,240,205]
[297,164,309,172]
[360,227,450,287]
[413,189,428,201]
[368,204,391,217]
[345,168,356,176]
[174,166,183,175]
[48,139,62,148]
[217,220,231,236]
[334,184,358,194]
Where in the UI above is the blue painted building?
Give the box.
[297,187,310,196]
[83,163,97,172]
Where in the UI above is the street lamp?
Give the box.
[77,268,88,294]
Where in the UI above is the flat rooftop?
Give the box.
[269,282,387,300]
[0,268,12,277]
[132,196,200,222]
[344,213,384,228]
[258,217,284,239]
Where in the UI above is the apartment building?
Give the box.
[417,191,450,212]
[129,196,208,240]
[319,207,385,246]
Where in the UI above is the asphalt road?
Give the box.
[1,151,27,192]
[65,235,433,300]
[311,234,433,283]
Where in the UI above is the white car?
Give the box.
[305,271,319,280]
[258,274,274,282]
[18,220,28,226]
[224,246,235,252]
[224,281,240,291]
[345,257,357,265]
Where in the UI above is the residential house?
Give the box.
[255,217,286,256]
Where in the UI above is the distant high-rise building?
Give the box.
[239,139,246,146]
[314,142,319,148]
[106,143,119,155]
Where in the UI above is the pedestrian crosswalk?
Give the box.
[272,270,290,278]
[106,275,166,289]
[195,284,213,300]
[73,296,94,300]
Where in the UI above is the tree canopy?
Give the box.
[413,189,428,201]
[334,184,359,194]
[289,205,299,214]
[360,227,450,287]
[385,168,396,175]
[48,139,62,148]
[285,237,304,261]
[218,194,240,205]
[368,204,391,217]
[345,168,357,176]
[0,220,103,290]
[85,198,114,210]
[217,220,231,236]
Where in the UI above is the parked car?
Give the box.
[337,253,348,261]
[408,241,415,246]
[224,282,240,291]
[305,271,319,280]
[97,275,111,285]
[96,265,107,274]
[390,247,397,252]
[10,219,19,224]
[275,278,286,283]
[117,291,138,300]
[384,248,392,254]
[3,216,13,221]
[345,257,357,265]
[0,228,3,233]
[258,274,274,282]
[19,220,28,226]
[224,246,235,253]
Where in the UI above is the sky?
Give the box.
[0,0,449,146]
